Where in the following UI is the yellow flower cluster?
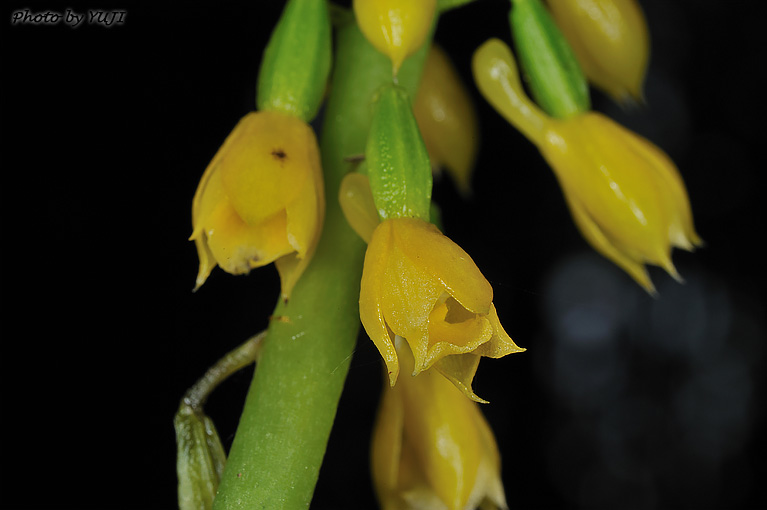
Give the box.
[186,1,705,508]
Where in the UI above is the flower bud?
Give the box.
[190,110,325,300]
[257,0,332,121]
[371,340,508,510]
[354,0,436,76]
[509,0,590,118]
[546,0,649,104]
[413,44,479,196]
[174,406,226,510]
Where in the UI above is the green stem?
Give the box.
[211,21,432,510]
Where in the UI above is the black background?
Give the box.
[2,1,764,509]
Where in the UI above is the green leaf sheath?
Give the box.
[509,0,590,118]
[257,0,331,122]
[211,21,432,510]
[366,85,433,222]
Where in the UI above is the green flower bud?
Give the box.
[509,0,590,118]
[174,406,226,510]
[257,0,331,121]
[366,84,432,222]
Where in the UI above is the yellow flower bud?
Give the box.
[474,38,701,293]
[190,110,325,300]
[371,340,507,510]
[414,44,479,196]
[546,0,650,104]
[360,217,523,401]
[353,0,436,76]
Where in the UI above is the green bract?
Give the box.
[509,0,590,118]
[366,85,433,222]
[257,0,331,121]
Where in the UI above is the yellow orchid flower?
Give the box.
[414,44,479,196]
[473,38,701,293]
[360,217,523,401]
[190,110,325,300]
[546,0,650,104]
[371,339,507,510]
[353,0,436,76]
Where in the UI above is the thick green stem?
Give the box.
[211,21,431,510]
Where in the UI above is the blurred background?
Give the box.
[2,0,764,508]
